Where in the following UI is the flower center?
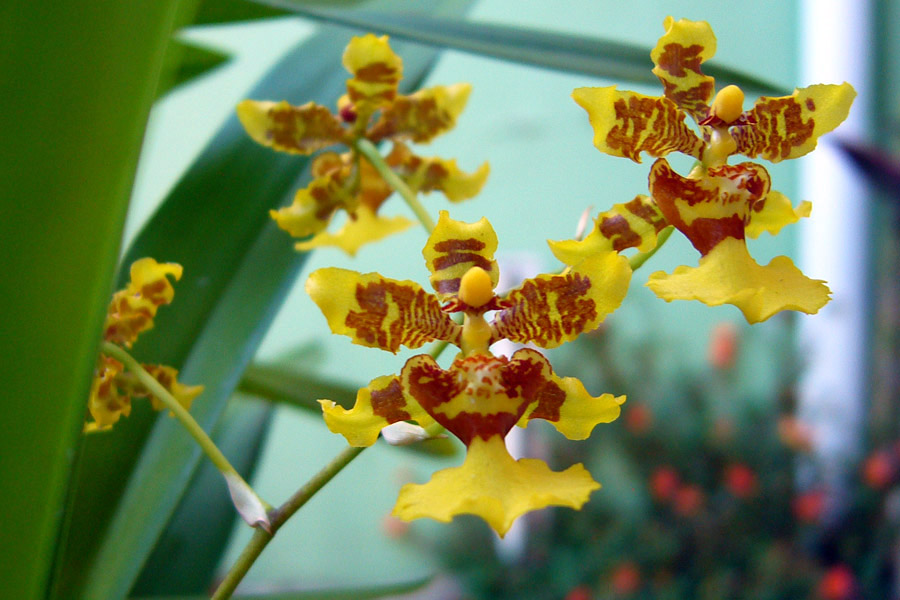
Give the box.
[458,266,494,308]
[710,85,744,125]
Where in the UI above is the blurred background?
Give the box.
[22,0,900,597]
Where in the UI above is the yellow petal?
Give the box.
[368,83,472,143]
[85,355,129,431]
[387,142,489,202]
[646,237,831,323]
[142,364,204,414]
[306,267,461,353]
[548,195,668,265]
[572,86,703,162]
[492,251,631,348]
[104,258,183,347]
[295,206,414,256]
[734,83,856,162]
[392,436,599,537]
[746,191,811,238]
[236,100,345,155]
[270,168,352,239]
[320,374,433,447]
[343,34,403,111]
[650,16,717,121]
[511,349,624,439]
[423,211,499,300]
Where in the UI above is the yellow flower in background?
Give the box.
[557,17,855,323]
[237,34,489,256]
[85,258,203,432]
[307,211,630,536]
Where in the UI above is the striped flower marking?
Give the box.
[310,212,630,535]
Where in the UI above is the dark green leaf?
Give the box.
[55,13,463,599]
[132,396,274,595]
[252,3,788,95]
[157,39,231,99]
[0,2,180,598]
[190,0,369,27]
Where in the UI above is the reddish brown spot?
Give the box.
[528,381,565,422]
[806,98,816,111]
[344,280,456,352]
[657,43,705,77]
[432,238,488,270]
[354,62,399,85]
[662,80,714,120]
[599,215,641,252]
[370,378,410,423]
[267,104,344,153]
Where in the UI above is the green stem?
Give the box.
[628,226,674,271]
[213,338,454,597]
[100,341,271,527]
[354,138,436,232]
[212,446,365,599]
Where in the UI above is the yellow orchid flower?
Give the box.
[307,212,631,536]
[559,17,855,323]
[85,258,203,432]
[237,34,489,256]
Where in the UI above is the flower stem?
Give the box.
[212,445,364,599]
[213,338,454,597]
[353,138,436,232]
[100,341,271,529]
[628,226,674,271]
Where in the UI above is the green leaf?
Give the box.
[190,0,368,26]
[134,575,432,599]
[54,17,460,599]
[239,363,461,457]
[0,2,180,598]
[132,396,274,595]
[156,38,231,99]
[253,4,787,95]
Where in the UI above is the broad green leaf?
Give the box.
[190,0,368,26]
[132,396,274,595]
[156,38,231,99]
[55,9,467,598]
[239,363,460,457]
[255,4,787,96]
[0,2,180,598]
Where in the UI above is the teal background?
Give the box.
[125,0,805,590]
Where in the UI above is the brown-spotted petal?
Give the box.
[733,83,856,162]
[386,142,489,202]
[507,348,624,440]
[548,195,669,265]
[368,83,472,143]
[746,190,811,239]
[319,374,434,447]
[85,355,128,432]
[269,164,353,239]
[236,100,345,155]
[573,86,704,162]
[343,34,403,112]
[650,16,717,122]
[306,268,461,353]
[649,158,771,255]
[140,364,204,415]
[423,211,499,301]
[491,251,631,349]
[104,258,183,347]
